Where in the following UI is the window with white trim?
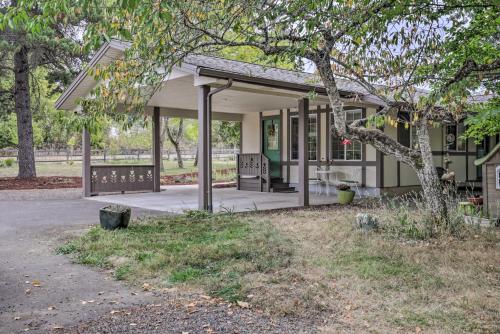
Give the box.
[290,114,317,161]
[330,109,362,160]
[446,123,466,151]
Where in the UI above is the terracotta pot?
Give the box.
[468,197,483,206]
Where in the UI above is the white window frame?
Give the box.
[329,110,363,161]
[290,114,318,162]
[446,123,466,152]
[496,165,500,190]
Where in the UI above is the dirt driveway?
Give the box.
[0,189,312,334]
[0,189,164,333]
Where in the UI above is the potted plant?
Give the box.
[336,183,355,204]
[467,195,483,206]
[99,205,131,230]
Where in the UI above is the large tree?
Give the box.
[45,0,498,223]
[0,0,87,177]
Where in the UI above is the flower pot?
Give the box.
[338,189,355,204]
[99,205,131,230]
[467,197,483,206]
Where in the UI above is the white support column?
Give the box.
[198,85,210,210]
[82,127,91,197]
[298,98,309,206]
[152,106,161,192]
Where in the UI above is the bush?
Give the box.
[0,160,4,168]
[336,183,351,191]
[378,188,468,240]
[4,158,14,167]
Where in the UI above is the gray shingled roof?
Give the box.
[183,54,368,95]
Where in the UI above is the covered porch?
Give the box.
[56,41,371,212]
[86,184,338,213]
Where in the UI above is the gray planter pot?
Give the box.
[99,205,131,230]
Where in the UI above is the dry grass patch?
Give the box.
[58,206,499,333]
[256,206,499,333]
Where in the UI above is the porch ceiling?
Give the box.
[147,75,330,115]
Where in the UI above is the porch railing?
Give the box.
[236,153,270,192]
[90,165,155,195]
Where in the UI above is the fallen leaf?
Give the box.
[110,310,121,314]
[80,300,87,305]
[142,283,152,291]
[200,295,211,300]
[129,323,137,326]
[98,291,104,295]
[14,316,21,320]
[236,301,250,308]
[415,327,422,333]
[25,288,31,295]
[31,280,42,287]
[48,305,56,310]
[52,326,64,330]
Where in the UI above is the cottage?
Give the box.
[56,39,499,211]
[474,143,500,219]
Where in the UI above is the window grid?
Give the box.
[330,110,362,161]
[290,114,317,161]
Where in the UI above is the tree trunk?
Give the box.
[193,145,199,167]
[414,116,448,223]
[14,45,36,178]
[173,142,183,168]
[164,117,184,169]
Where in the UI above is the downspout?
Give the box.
[206,78,233,212]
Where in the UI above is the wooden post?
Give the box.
[152,106,161,192]
[82,127,91,197]
[198,85,210,210]
[298,98,309,206]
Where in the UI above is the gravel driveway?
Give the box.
[0,189,315,333]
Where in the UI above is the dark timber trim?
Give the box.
[198,85,210,210]
[286,108,291,183]
[197,67,354,98]
[298,98,309,206]
[325,105,330,161]
[152,107,161,192]
[280,109,284,178]
[283,160,377,166]
[259,112,263,154]
[82,128,91,197]
[361,108,367,187]
[316,106,321,169]
[375,114,385,188]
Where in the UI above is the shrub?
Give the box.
[4,158,14,167]
[336,183,351,191]
[378,187,468,240]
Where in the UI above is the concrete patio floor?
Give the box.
[86,184,338,213]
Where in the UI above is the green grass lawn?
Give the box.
[0,159,235,177]
[58,207,500,333]
[58,211,292,302]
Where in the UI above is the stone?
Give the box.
[354,213,379,231]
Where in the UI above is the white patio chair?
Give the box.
[339,168,362,198]
[309,166,326,195]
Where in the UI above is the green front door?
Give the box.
[262,117,281,178]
